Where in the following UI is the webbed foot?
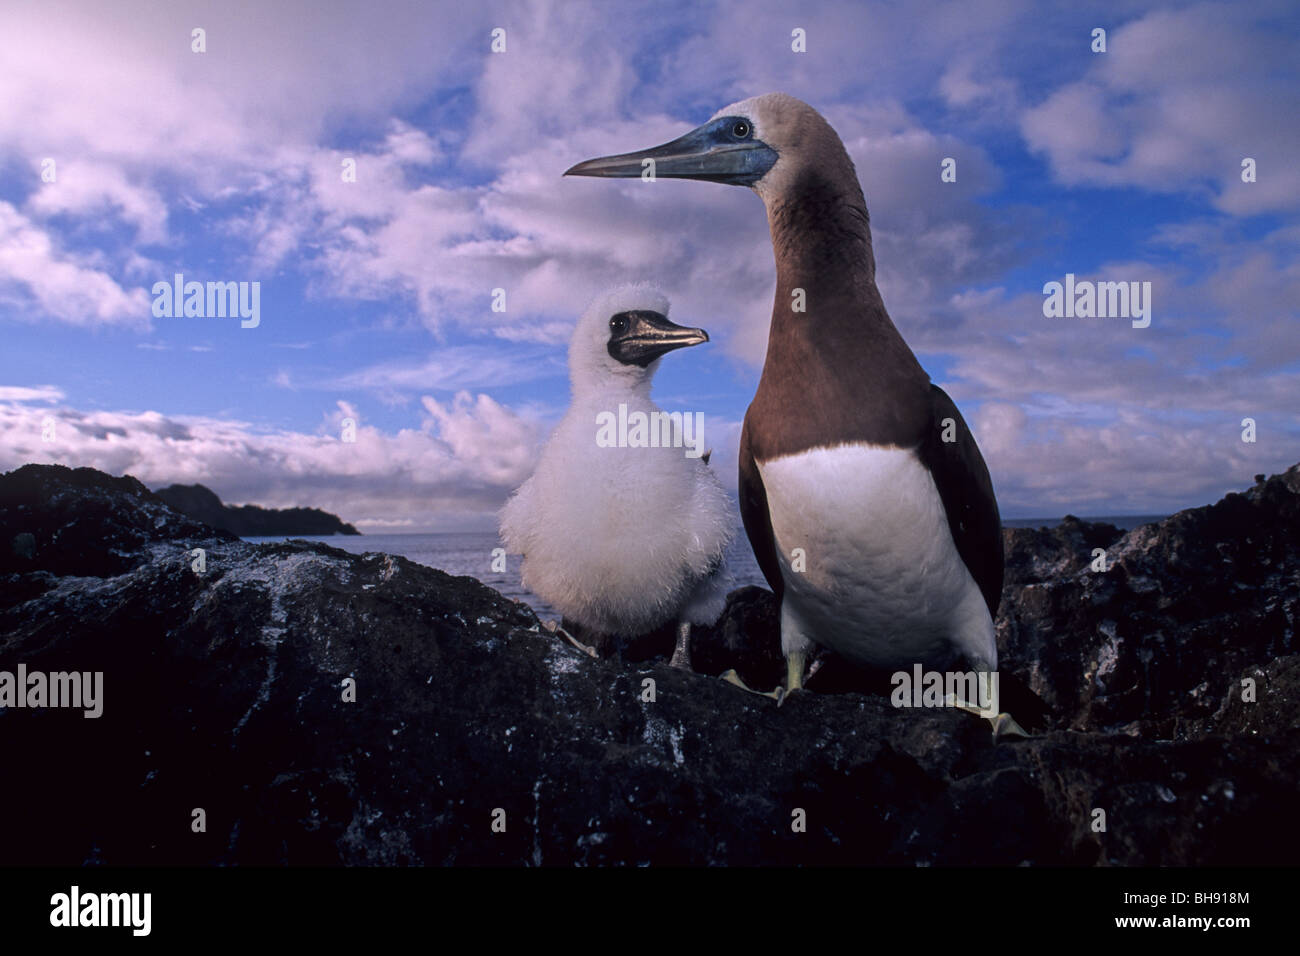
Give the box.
[543,619,597,657]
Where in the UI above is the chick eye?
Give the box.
[609,315,628,333]
[732,121,750,138]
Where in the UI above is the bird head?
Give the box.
[564,93,850,205]
[569,284,709,392]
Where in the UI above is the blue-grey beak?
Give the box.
[564,119,778,187]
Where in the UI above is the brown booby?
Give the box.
[566,95,1022,732]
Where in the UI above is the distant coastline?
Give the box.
[155,482,360,536]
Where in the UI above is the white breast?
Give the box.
[756,443,995,670]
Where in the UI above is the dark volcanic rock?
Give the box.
[153,482,361,536]
[0,463,230,578]
[997,465,1300,735]
[0,462,1297,866]
[691,585,786,689]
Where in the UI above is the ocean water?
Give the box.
[245,514,1163,620]
[242,529,766,621]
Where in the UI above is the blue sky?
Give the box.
[1,0,1297,531]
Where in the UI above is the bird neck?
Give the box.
[571,373,655,407]
[766,164,877,289]
[749,165,932,453]
[763,165,925,373]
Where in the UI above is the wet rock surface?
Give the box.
[1,462,1296,865]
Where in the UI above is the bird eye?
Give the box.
[609,315,628,333]
[732,121,750,138]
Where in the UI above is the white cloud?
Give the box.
[25,160,170,244]
[1020,3,1300,214]
[0,202,150,327]
[0,385,64,402]
[421,391,545,487]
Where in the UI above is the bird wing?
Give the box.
[738,416,785,599]
[916,385,1003,617]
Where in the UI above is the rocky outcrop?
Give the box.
[0,465,230,578]
[153,482,360,536]
[0,462,1296,865]
[995,469,1300,736]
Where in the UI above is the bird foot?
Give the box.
[668,621,692,670]
[774,649,807,707]
[542,619,597,658]
[987,712,1032,738]
[948,696,1032,738]
[721,650,809,705]
[719,669,783,701]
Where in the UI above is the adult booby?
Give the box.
[499,284,733,669]
[567,95,1020,730]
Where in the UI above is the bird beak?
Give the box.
[611,312,710,367]
[565,123,777,186]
